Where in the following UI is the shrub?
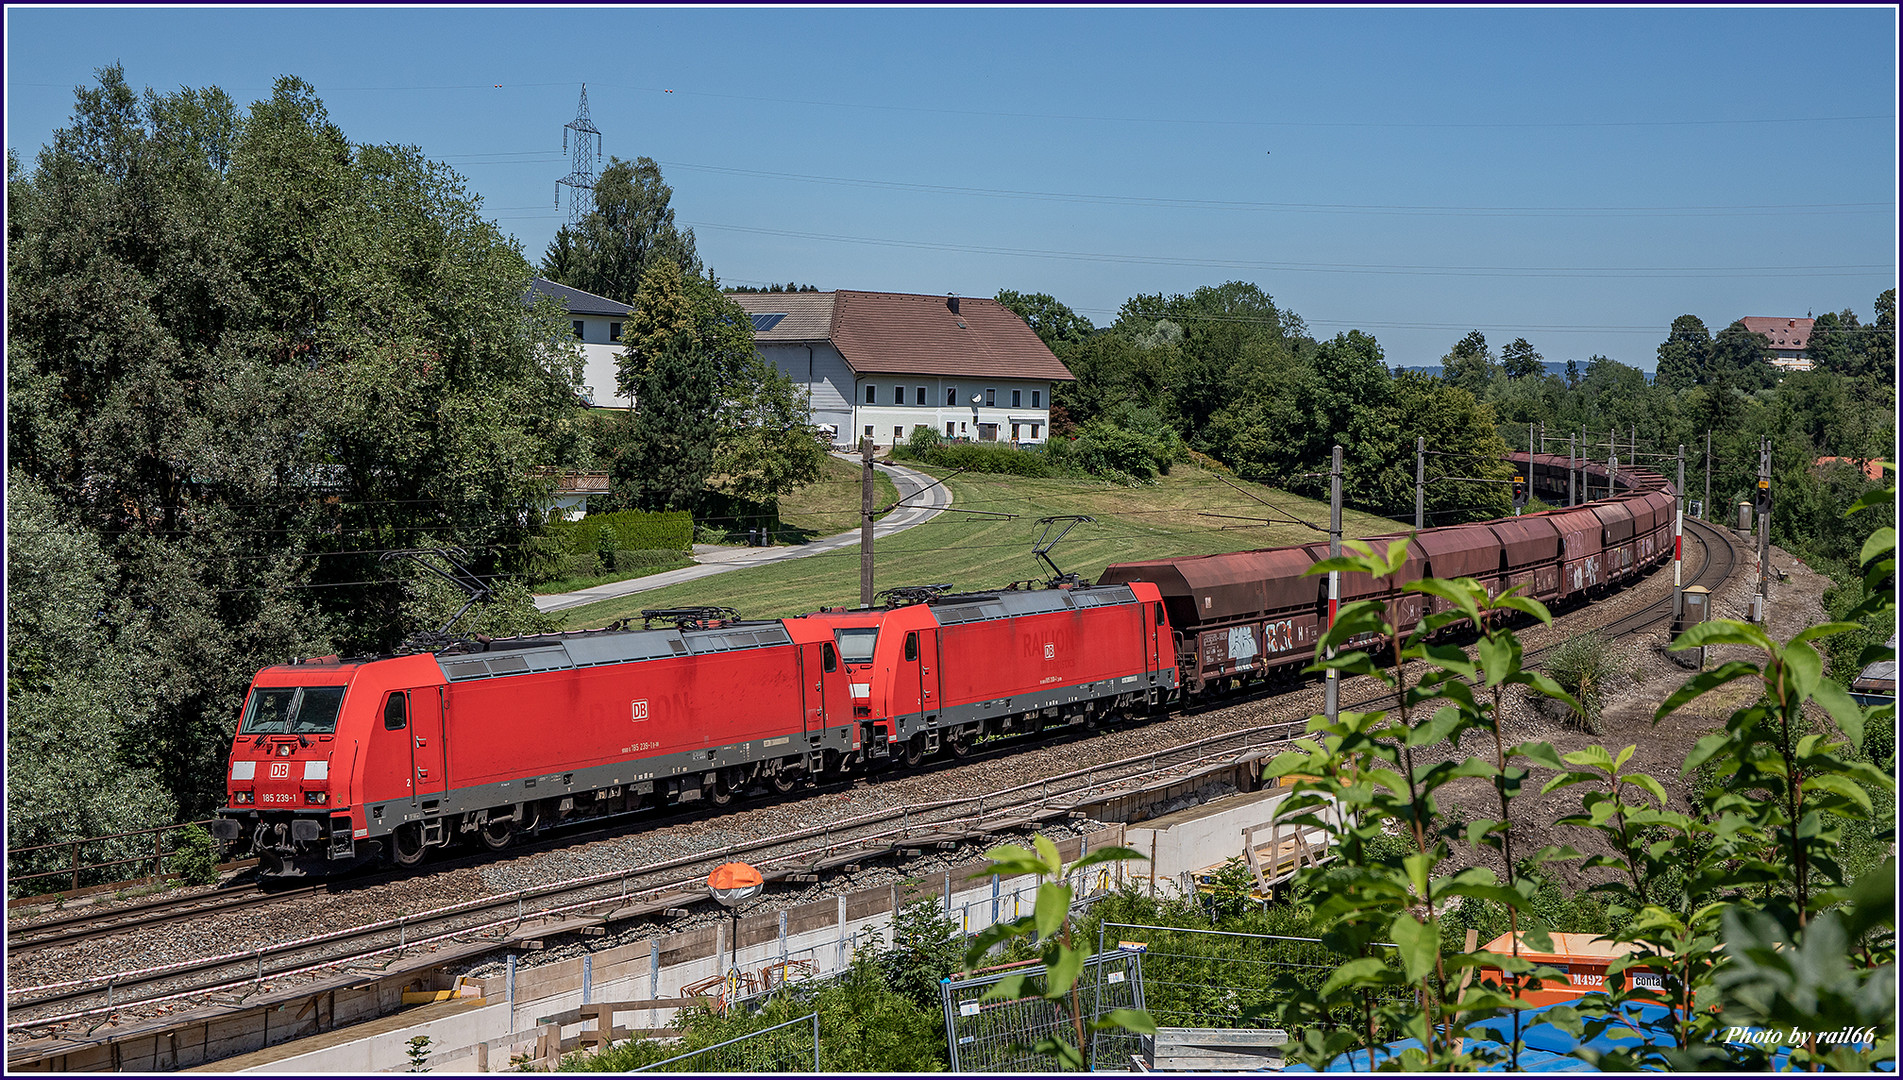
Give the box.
[905,425,942,455]
[563,553,601,580]
[171,823,219,886]
[520,534,571,585]
[1541,630,1620,733]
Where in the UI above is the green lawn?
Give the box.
[553,464,1399,628]
[775,453,902,539]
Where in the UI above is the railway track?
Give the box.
[5,521,1744,1034]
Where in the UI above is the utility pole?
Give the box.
[1673,444,1686,621]
[1568,432,1577,507]
[1415,436,1425,530]
[860,438,875,607]
[1325,445,1342,727]
[1608,438,1618,498]
[1754,438,1772,624]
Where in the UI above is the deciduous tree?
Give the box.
[540,156,700,304]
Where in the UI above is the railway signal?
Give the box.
[1512,475,1528,511]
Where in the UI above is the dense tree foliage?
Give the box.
[995,288,1096,351]
[606,260,820,512]
[1440,330,1496,397]
[6,67,585,822]
[1499,336,1545,380]
[539,156,700,304]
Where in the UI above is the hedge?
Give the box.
[546,510,693,556]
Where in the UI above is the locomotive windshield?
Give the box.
[834,628,879,664]
[240,686,347,735]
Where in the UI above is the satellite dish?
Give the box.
[971,394,982,405]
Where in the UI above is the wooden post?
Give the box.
[860,438,875,607]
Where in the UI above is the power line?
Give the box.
[585,80,1890,132]
[680,220,1893,280]
[658,159,1892,219]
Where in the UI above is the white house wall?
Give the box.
[758,342,854,440]
[853,376,1053,447]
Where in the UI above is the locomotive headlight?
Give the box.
[233,790,254,804]
[304,791,328,805]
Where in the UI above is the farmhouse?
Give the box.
[728,291,1074,448]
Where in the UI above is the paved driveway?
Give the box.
[532,457,952,613]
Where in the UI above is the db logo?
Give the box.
[269,762,290,779]
[1043,643,1055,660]
[631,700,649,721]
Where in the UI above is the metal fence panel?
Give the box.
[941,949,1145,1072]
[1098,922,1410,1045]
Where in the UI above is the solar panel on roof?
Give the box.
[750,313,788,332]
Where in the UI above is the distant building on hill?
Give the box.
[1814,456,1885,481]
[1741,316,1815,372]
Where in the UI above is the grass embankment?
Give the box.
[775,453,901,538]
[554,463,1397,628]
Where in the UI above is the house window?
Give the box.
[1032,390,1041,407]
[916,386,926,405]
[960,422,968,434]
[985,388,996,407]
[946,387,957,406]
[1012,389,1022,408]
[572,321,585,340]
[865,385,876,404]
[609,322,622,342]
[1031,423,1041,439]
[946,422,955,436]
[864,425,874,439]
[895,426,904,442]
[891,386,902,405]
[1012,423,1021,441]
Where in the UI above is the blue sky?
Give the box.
[6,6,1896,371]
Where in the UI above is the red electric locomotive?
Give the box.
[215,582,1176,878]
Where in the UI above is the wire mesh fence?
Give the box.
[1098,922,1411,1043]
[941,948,1145,1072]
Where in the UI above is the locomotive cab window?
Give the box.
[382,692,407,731]
[240,686,346,735]
[904,631,919,661]
[821,643,838,673]
[1155,602,1165,626]
[835,628,879,665]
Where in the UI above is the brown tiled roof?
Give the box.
[726,292,836,341]
[730,290,1073,381]
[830,291,1073,381]
[1741,316,1814,352]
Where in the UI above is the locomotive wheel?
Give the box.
[947,729,973,759]
[707,774,736,807]
[391,824,427,867]
[479,818,514,851]
[768,769,798,795]
[901,735,926,768]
